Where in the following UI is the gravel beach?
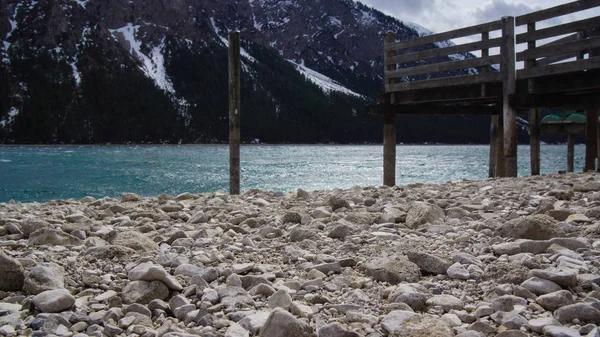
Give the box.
[1,172,600,337]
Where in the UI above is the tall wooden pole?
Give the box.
[496,114,505,177]
[229,31,241,195]
[489,116,498,177]
[481,32,497,178]
[526,22,540,176]
[501,16,517,177]
[567,134,575,173]
[586,107,599,172]
[383,32,397,187]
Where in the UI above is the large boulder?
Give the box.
[496,214,565,240]
[0,251,25,291]
[363,257,420,284]
[32,289,75,313]
[405,202,444,229]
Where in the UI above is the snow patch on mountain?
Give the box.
[287,60,362,98]
[109,23,175,94]
[0,108,19,127]
[74,0,89,8]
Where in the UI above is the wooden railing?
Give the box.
[515,0,600,80]
[383,0,600,94]
[384,20,504,92]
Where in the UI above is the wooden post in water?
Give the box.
[501,16,517,177]
[383,32,397,187]
[228,31,241,195]
[587,107,599,171]
[496,115,505,177]
[526,22,540,176]
[489,116,498,177]
[480,31,497,178]
[567,134,575,173]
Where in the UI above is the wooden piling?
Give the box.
[228,31,241,195]
[529,109,540,175]
[496,115,505,177]
[586,107,599,171]
[501,16,517,177]
[383,32,397,187]
[383,112,397,186]
[526,22,540,176]
[567,134,575,173]
[489,116,498,178]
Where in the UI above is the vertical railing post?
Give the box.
[383,32,397,187]
[481,31,497,178]
[501,16,517,177]
[586,107,599,171]
[526,22,541,176]
[228,31,241,195]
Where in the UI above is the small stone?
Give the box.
[536,290,574,311]
[405,202,444,229]
[381,310,419,334]
[406,251,451,275]
[225,322,250,337]
[426,294,463,312]
[528,268,578,288]
[554,303,600,324]
[122,193,141,202]
[259,308,315,337]
[542,325,582,337]
[28,229,82,246]
[521,277,562,295]
[268,289,292,310]
[447,262,470,280]
[528,317,562,333]
[491,295,527,312]
[363,257,420,284]
[318,322,359,337]
[128,262,183,290]
[24,263,65,295]
[121,280,169,304]
[393,315,454,337]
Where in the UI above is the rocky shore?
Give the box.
[1,172,600,337]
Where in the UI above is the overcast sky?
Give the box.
[360,0,600,38]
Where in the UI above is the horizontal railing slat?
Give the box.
[385,55,501,79]
[515,0,600,26]
[385,72,502,92]
[516,17,600,44]
[517,56,600,79]
[536,52,579,66]
[385,20,502,52]
[385,38,502,65]
[517,36,600,61]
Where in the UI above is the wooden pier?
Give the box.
[371,0,600,185]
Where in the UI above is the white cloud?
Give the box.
[360,0,600,38]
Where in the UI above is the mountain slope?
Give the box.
[0,0,492,144]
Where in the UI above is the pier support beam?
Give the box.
[383,112,397,186]
[228,31,241,195]
[496,115,505,177]
[586,107,599,171]
[501,16,517,177]
[568,134,575,173]
[529,109,541,175]
[489,116,498,177]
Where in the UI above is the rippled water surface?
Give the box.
[0,144,585,202]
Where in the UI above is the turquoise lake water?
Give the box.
[0,145,586,203]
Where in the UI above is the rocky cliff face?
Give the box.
[0,0,489,144]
